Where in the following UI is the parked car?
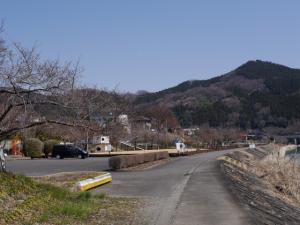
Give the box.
[52,144,88,159]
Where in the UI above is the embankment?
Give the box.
[219,144,300,225]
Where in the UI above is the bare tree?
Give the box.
[0,23,134,171]
[0,47,82,137]
[0,28,91,171]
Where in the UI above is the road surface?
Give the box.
[6,157,109,176]
[93,150,257,225]
[7,150,257,225]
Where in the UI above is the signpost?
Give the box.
[176,142,186,153]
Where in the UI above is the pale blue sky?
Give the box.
[1,0,300,92]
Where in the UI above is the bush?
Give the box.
[108,157,122,170]
[109,151,169,170]
[24,138,44,158]
[155,151,169,160]
[144,153,156,162]
[44,139,60,158]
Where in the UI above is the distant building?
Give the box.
[118,114,129,126]
[92,136,110,145]
[242,131,264,141]
[91,113,114,128]
[118,114,131,133]
[133,116,153,131]
[286,134,300,145]
[91,113,131,133]
[183,128,199,136]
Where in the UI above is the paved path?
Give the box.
[7,150,256,224]
[93,150,256,225]
[6,158,109,176]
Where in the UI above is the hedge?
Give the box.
[109,151,169,170]
[44,139,60,158]
[24,138,44,158]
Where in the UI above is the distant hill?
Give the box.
[134,60,300,129]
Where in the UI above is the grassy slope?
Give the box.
[0,172,140,225]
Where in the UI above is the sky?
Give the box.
[1,0,300,92]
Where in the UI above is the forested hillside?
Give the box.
[134,60,300,130]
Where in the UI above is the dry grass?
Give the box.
[0,172,142,225]
[254,145,300,206]
[33,171,105,190]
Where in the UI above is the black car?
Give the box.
[52,144,88,159]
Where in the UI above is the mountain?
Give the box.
[134,60,300,129]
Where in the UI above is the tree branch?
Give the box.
[0,119,99,141]
[0,100,80,123]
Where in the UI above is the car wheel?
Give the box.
[78,154,83,159]
[55,154,61,159]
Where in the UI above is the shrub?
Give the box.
[155,151,169,160]
[135,154,144,164]
[109,151,169,170]
[44,139,60,158]
[24,138,44,158]
[109,156,122,170]
[144,153,156,162]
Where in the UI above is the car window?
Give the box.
[54,146,63,150]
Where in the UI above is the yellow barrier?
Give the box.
[217,155,247,170]
[76,173,112,191]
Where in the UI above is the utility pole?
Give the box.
[86,129,89,152]
[165,119,168,149]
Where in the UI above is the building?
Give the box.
[92,136,110,145]
[0,139,22,155]
[132,116,153,131]
[286,134,300,145]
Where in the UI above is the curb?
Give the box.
[7,156,31,161]
[169,148,230,157]
[76,172,112,191]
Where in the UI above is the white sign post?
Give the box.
[176,142,186,154]
[249,143,256,149]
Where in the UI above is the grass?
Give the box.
[32,171,106,190]
[0,172,140,225]
[253,145,300,207]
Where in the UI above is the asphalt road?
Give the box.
[6,157,109,176]
[7,150,257,225]
[93,150,257,225]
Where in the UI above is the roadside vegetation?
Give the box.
[32,171,106,190]
[109,151,169,170]
[0,172,141,225]
[254,145,300,206]
[220,144,300,225]
[23,138,44,158]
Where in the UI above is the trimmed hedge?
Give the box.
[44,139,60,158]
[109,151,169,170]
[24,138,44,158]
